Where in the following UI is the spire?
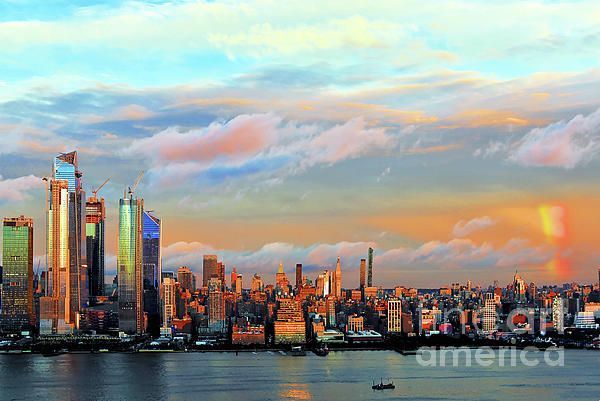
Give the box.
[336,256,341,272]
[278,262,284,274]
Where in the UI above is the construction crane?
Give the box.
[128,170,145,197]
[91,176,111,199]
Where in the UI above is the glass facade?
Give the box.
[118,196,144,334]
[1,216,34,332]
[142,210,161,335]
[86,198,105,298]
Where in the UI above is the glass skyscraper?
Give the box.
[142,210,161,335]
[43,151,85,334]
[1,216,34,333]
[86,196,105,299]
[118,194,144,334]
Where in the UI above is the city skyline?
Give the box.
[1,1,600,287]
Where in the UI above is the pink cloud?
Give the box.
[452,216,496,237]
[0,174,44,202]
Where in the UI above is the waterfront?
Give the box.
[0,350,598,401]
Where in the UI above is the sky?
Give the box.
[0,0,599,288]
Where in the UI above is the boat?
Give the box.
[313,346,329,357]
[372,378,395,390]
[290,346,306,356]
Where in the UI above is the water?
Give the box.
[0,349,597,400]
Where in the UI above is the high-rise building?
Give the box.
[231,266,238,292]
[274,298,306,344]
[367,247,374,287]
[326,296,336,328]
[276,262,289,290]
[142,210,161,334]
[1,216,34,332]
[235,274,243,296]
[117,193,144,334]
[482,293,496,332]
[43,151,85,334]
[208,289,225,332]
[217,261,225,287]
[86,195,105,299]
[333,257,342,298]
[387,299,402,333]
[295,263,302,289]
[161,277,176,332]
[177,266,194,292]
[552,296,564,334]
[251,273,263,292]
[359,258,366,289]
[202,255,218,287]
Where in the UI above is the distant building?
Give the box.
[232,323,265,345]
[208,287,225,333]
[275,262,289,291]
[161,277,176,332]
[552,297,564,334]
[177,266,194,292]
[333,257,342,298]
[274,298,306,344]
[295,263,302,289]
[347,314,364,332]
[1,216,34,332]
[118,193,144,334]
[367,247,374,287]
[251,273,264,292]
[235,274,243,296]
[202,255,218,287]
[359,258,366,290]
[387,299,402,333]
[482,293,496,332]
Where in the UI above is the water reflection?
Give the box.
[279,383,312,400]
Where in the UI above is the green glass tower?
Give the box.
[1,216,34,333]
[118,194,144,334]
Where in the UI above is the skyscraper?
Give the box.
[43,151,85,333]
[142,210,161,334]
[387,299,402,333]
[202,255,218,287]
[1,216,34,332]
[161,277,176,333]
[333,257,342,298]
[359,259,366,289]
[552,296,564,334]
[86,195,105,299]
[295,263,302,289]
[231,266,238,291]
[208,288,225,332]
[367,247,374,287]
[235,274,243,295]
[177,266,193,291]
[118,193,144,334]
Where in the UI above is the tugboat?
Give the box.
[313,346,329,357]
[372,378,395,390]
[290,346,306,356]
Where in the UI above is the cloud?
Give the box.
[452,216,496,237]
[0,174,44,202]
[123,113,397,184]
[507,108,600,168]
[160,237,553,282]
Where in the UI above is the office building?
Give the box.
[235,274,243,296]
[202,255,218,287]
[161,277,176,332]
[333,257,342,298]
[482,293,496,332]
[387,299,402,333]
[118,193,144,334]
[274,298,306,344]
[276,262,289,289]
[208,289,225,332]
[347,314,364,332]
[251,273,264,292]
[0,216,34,332]
[295,263,302,289]
[359,258,366,289]
[86,195,105,299]
[142,210,161,334]
[43,152,85,333]
[177,266,194,292]
[552,296,564,334]
[367,247,373,287]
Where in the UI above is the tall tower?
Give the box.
[160,277,176,333]
[367,247,374,287]
[295,263,303,289]
[44,151,85,333]
[359,259,366,289]
[118,193,144,334]
[86,195,105,299]
[1,216,34,332]
[177,266,193,291]
[142,210,161,334]
[202,255,218,287]
[334,257,342,298]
